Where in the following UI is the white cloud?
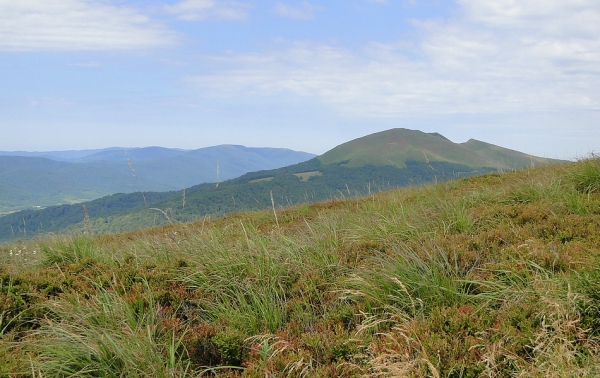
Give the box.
[459,0,598,31]
[184,0,600,118]
[69,61,102,67]
[165,0,252,21]
[0,0,175,51]
[275,1,324,20]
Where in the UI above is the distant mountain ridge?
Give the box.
[0,128,565,241]
[0,145,316,213]
[0,148,126,162]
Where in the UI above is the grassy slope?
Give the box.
[460,138,563,169]
[318,128,560,170]
[1,158,600,376]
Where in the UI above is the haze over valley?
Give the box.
[0,145,315,214]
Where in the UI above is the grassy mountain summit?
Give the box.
[319,128,560,169]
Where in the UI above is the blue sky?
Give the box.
[1,0,599,159]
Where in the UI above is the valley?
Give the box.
[0,145,315,214]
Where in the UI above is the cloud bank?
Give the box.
[186,0,600,117]
[0,0,175,51]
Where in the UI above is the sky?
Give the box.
[0,0,599,159]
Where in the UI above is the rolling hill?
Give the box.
[318,128,560,169]
[0,128,563,241]
[0,146,315,214]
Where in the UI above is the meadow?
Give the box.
[1,157,599,377]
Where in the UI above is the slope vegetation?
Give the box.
[1,157,599,376]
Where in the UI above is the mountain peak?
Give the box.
[318,128,561,170]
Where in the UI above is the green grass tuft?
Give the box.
[569,156,600,194]
[24,279,190,377]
